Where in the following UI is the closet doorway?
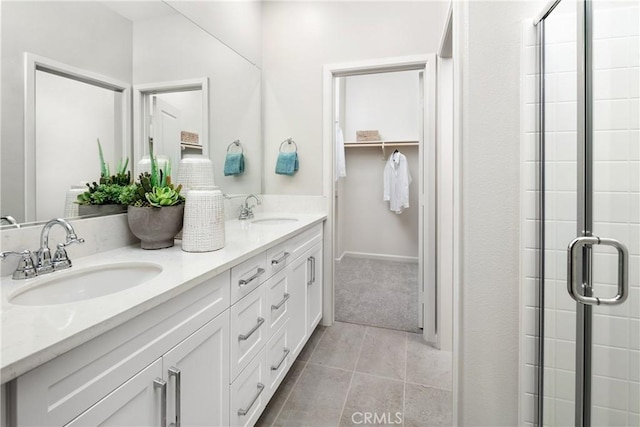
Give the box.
[322,55,437,344]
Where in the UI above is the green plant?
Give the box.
[121,138,184,208]
[77,139,131,205]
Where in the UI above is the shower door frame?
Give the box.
[534,1,633,425]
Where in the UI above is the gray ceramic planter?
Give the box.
[127,205,184,249]
[78,204,126,217]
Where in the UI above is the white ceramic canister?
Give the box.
[64,183,87,217]
[182,186,225,252]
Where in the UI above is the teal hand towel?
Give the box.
[224,153,244,176]
[275,152,299,176]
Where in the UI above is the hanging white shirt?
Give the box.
[383,151,412,214]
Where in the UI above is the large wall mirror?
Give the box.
[1,0,262,227]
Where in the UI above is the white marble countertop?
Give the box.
[0,212,326,384]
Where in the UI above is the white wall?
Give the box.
[166,0,262,68]
[338,71,421,260]
[344,71,420,142]
[455,1,545,424]
[35,71,118,221]
[262,1,449,195]
[0,1,132,222]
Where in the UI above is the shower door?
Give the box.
[538,0,639,426]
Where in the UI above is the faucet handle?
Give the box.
[52,244,72,270]
[61,235,85,247]
[0,250,37,280]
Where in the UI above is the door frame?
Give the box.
[321,54,437,344]
[23,53,130,222]
[133,77,209,172]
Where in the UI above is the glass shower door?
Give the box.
[539,0,639,425]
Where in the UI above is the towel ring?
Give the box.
[279,137,298,153]
[226,139,244,154]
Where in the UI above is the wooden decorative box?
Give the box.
[356,130,380,141]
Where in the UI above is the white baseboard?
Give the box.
[337,251,418,264]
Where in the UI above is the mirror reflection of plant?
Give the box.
[77,139,131,205]
[119,138,184,208]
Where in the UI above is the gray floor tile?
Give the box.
[406,334,452,390]
[339,373,404,427]
[355,327,407,380]
[297,324,327,362]
[403,383,452,427]
[309,322,366,371]
[274,364,352,427]
[256,361,306,427]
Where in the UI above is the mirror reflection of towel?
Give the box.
[275,152,299,176]
[224,153,244,176]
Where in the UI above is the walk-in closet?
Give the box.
[334,70,425,333]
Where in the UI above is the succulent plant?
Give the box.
[76,140,131,206]
[121,139,184,208]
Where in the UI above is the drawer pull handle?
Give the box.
[237,383,265,416]
[238,317,265,341]
[271,293,290,310]
[154,378,167,427]
[168,367,181,427]
[271,252,291,265]
[238,268,265,287]
[271,347,290,371]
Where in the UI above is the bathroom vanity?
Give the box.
[0,213,325,426]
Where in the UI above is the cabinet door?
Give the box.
[287,253,308,359]
[306,243,323,332]
[162,312,230,427]
[65,359,163,427]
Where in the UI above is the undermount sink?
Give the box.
[250,218,299,225]
[9,262,163,306]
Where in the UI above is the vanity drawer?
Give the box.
[290,223,323,262]
[230,284,268,382]
[231,252,268,304]
[229,348,268,427]
[265,239,293,278]
[264,320,291,401]
[264,268,291,338]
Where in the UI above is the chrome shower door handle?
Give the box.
[567,235,629,306]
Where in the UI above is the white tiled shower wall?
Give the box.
[520,3,639,426]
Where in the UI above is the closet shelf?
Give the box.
[344,141,419,158]
[344,141,419,147]
[180,142,203,151]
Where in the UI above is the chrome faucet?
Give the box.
[1,216,19,227]
[238,194,261,220]
[36,218,85,274]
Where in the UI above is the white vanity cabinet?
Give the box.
[6,220,325,427]
[10,273,231,426]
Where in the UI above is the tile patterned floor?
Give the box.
[257,322,452,427]
[334,257,420,333]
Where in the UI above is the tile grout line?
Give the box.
[269,326,328,426]
[403,331,408,427]
[269,360,309,427]
[337,325,368,425]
